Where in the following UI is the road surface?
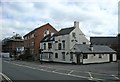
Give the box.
[2,60,97,82]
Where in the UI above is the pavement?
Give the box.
[2,59,120,82]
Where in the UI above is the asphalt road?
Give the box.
[2,60,95,82]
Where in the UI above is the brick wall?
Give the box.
[23,23,57,60]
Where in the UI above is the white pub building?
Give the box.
[40,21,117,64]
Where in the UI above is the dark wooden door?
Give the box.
[110,54,113,62]
[76,54,80,64]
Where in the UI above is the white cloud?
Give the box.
[1,0,119,40]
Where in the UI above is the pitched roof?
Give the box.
[53,27,75,36]
[41,34,54,42]
[23,23,57,37]
[72,44,116,54]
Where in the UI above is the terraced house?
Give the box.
[40,21,117,64]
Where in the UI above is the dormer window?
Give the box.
[44,30,50,37]
[44,31,47,34]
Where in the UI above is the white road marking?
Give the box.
[112,75,120,80]
[4,61,10,63]
[4,61,116,81]
[0,72,12,82]
[68,70,74,75]
[40,69,44,70]
[39,65,45,67]
[88,71,109,76]
[4,61,101,80]
[88,72,93,79]
[52,69,58,72]
[5,61,118,77]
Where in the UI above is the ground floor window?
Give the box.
[42,54,48,59]
[99,54,102,58]
[31,49,34,54]
[62,52,65,61]
[55,53,58,58]
[83,54,88,59]
[70,54,73,61]
[49,54,51,59]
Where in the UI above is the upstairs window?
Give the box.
[48,43,52,49]
[27,36,29,39]
[43,43,46,50]
[83,42,86,44]
[55,41,58,50]
[62,40,65,50]
[31,42,34,46]
[44,30,50,37]
[24,37,27,40]
[72,32,76,38]
[55,41,58,43]
[58,43,62,50]
[31,34,34,38]
[44,31,47,34]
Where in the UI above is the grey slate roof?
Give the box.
[72,44,116,54]
[53,27,75,36]
[90,37,118,45]
[41,34,54,42]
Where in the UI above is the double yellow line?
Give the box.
[0,72,12,82]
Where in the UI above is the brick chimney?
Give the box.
[74,21,79,28]
[90,44,93,51]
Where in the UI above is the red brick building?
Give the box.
[2,34,24,57]
[23,23,57,60]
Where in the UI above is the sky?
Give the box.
[1,0,119,40]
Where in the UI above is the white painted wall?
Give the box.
[40,22,115,64]
[55,35,70,51]
[69,23,90,50]
[51,34,72,63]
[113,54,117,61]
[52,51,76,63]
[40,40,54,60]
[83,54,109,64]
[40,21,90,64]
